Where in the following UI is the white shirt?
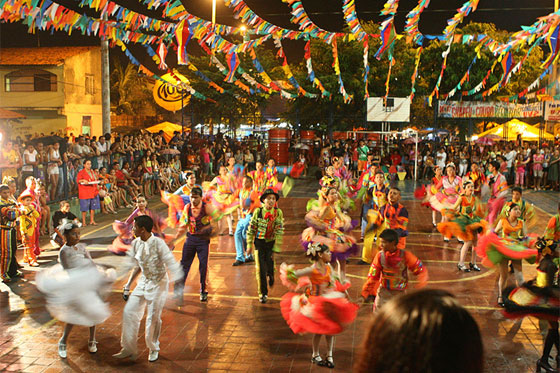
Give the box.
[97,141,110,164]
[127,234,182,300]
[436,151,447,169]
[22,149,38,172]
[505,150,517,168]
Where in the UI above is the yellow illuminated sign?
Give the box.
[153,73,191,112]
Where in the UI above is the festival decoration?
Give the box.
[342,0,367,41]
[1,0,559,106]
[274,36,318,98]
[374,0,399,59]
[409,46,423,101]
[332,38,353,103]
[304,40,331,98]
[281,0,338,43]
[404,0,430,44]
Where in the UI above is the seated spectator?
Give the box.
[51,200,80,247]
[355,289,483,373]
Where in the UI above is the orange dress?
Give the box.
[279,263,358,335]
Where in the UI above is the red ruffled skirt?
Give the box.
[280,291,358,335]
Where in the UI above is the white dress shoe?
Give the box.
[148,350,159,362]
[58,340,67,359]
[88,340,98,353]
[113,349,137,360]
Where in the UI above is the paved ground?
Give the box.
[0,177,558,372]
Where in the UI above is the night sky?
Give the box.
[0,0,555,62]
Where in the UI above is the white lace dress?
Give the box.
[36,243,116,326]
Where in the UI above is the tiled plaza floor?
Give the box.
[0,178,558,372]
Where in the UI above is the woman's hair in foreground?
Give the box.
[355,289,483,373]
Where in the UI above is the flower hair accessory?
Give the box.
[306,242,327,257]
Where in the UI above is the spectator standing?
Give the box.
[22,144,39,187]
[47,142,62,201]
[77,160,100,226]
[96,136,111,170]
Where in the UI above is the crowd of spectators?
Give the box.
[0,128,557,234]
[297,134,560,190]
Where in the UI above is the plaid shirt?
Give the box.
[246,207,284,250]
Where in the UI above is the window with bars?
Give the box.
[5,69,57,92]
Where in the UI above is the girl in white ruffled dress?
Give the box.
[36,221,115,358]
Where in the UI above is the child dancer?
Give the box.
[476,203,537,307]
[208,166,237,236]
[497,187,536,228]
[114,215,182,362]
[110,196,168,255]
[0,185,20,282]
[438,180,487,272]
[486,160,508,225]
[173,187,215,304]
[233,176,260,266]
[18,191,41,267]
[36,221,116,358]
[279,243,359,368]
[379,188,409,250]
[302,187,357,276]
[465,162,486,197]
[362,229,428,310]
[246,189,285,304]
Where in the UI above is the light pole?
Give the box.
[211,0,216,27]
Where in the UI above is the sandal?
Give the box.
[323,356,335,369]
[311,355,323,365]
[457,263,470,272]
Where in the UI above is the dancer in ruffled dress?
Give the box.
[109,196,168,255]
[475,202,538,307]
[502,238,559,372]
[161,172,200,228]
[486,160,508,225]
[280,242,359,369]
[497,187,536,228]
[359,172,389,264]
[36,221,116,358]
[208,166,237,235]
[302,187,357,276]
[438,180,487,272]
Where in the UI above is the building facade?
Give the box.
[0,46,102,139]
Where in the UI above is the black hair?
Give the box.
[59,200,69,208]
[389,186,401,193]
[490,160,501,171]
[0,184,9,193]
[134,215,153,233]
[379,229,399,243]
[512,186,522,194]
[244,175,254,183]
[191,187,203,196]
[306,243,330,261]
